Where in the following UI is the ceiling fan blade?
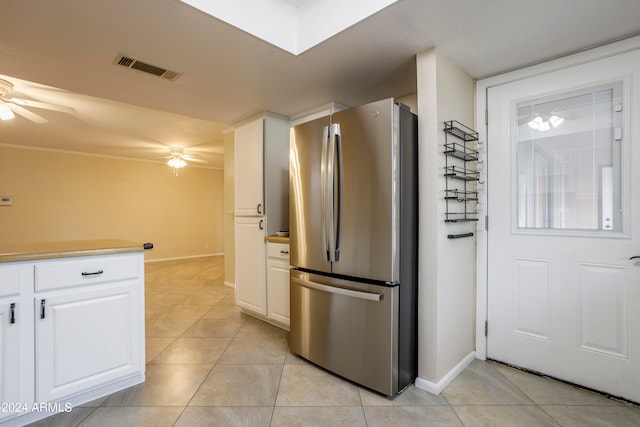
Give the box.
[8,104,47,123]
[7,97,76,114]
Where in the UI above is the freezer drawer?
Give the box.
[289,269,399,396]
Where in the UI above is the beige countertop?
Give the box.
[264,235,290,244]
[0,239,144,263]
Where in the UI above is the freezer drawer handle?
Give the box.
[293,277,383,301]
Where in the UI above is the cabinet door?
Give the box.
[235,216,267,315]
[0,265,32,422]
[234,118,264,216]
[267,258,290,328]
[36,281,142,402]
[0,298,28,421]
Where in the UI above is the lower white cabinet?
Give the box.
[266,242,290,328]
[36,280,142,402]
[234,234,290,330]
[0,251,145,426]
[0,264,32,424]
[235,217,267,315]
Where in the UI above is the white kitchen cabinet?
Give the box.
[266,242,290,328]
[233,113,290,234]
[0,265,33,423]
[35,276,142,401]
[233,112,290,323]
[234,118,264,217]
[33,253,144,403]
[235,216,267,315]
[0,244,144,426]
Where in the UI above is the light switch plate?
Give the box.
[0,196,13,206]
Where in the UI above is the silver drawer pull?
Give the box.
[82,270,104,276]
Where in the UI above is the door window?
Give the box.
[515,82,623,233]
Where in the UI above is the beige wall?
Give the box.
[416,48,477,390]
[0,146,224,261]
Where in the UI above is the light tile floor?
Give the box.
[28,256,640,426]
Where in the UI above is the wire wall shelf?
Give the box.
[444,120,480,224]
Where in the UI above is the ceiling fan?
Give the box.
[165,146,206,175]
[0,78,76,124]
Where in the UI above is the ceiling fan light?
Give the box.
[538,120,551,132]
[549,115,564,128]
[0,104,15,120]
[527,116,542,130]
[167,157,186,168]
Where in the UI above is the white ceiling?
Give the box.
[1,0,639,169]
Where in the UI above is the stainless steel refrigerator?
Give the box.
[289,98,418,396]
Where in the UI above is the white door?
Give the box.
[487,49,640,402]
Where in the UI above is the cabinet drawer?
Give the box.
[0,266,23,297]
[267,243,290,261]
[35,254,140,292]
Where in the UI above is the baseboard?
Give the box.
[144,253,223,263]
[415,351,476,395]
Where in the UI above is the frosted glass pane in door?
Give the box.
[516,82,622,232]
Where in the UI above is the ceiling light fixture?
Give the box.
[527,114,564,131]
[167,157,187,169]
[0,102,15,120]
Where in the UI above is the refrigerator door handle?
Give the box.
[321,125,331,262]
[327,124,337,262]
[292,276,383,301]
[332,123,342,262]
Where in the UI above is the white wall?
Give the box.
[415,48,477,393]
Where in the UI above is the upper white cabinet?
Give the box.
[233,113,290,235]
[234,119,265,217]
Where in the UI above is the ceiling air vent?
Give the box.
[113,53,182,81]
